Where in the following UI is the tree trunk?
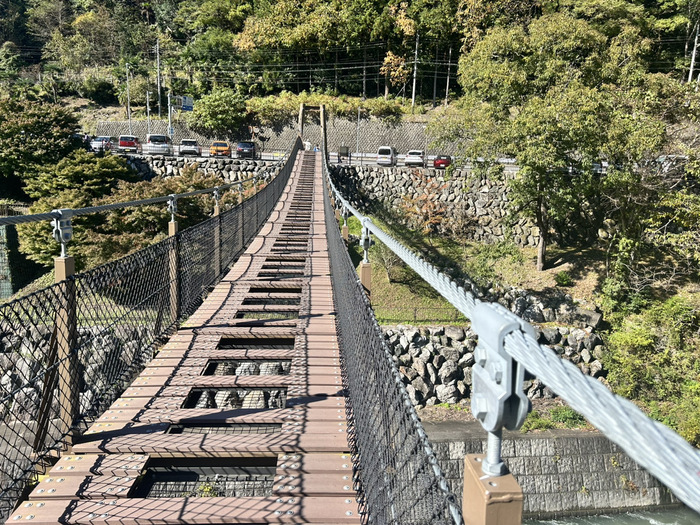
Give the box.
[535,195,547,271]
[689,22,699,83]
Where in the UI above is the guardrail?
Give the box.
[0,137,302,521]
[321,133,700,516]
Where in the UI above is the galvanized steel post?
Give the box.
[213,188,221,276]
[168,195,180,322]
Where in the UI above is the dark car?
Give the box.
[433,155,452,169]
[236,141,256,159]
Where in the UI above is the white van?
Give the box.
[376,146,397,166]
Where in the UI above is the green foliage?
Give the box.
[23,150,135,200]
[549,406,586,427]
[554,271,573,287]
[186,87,247,139]
[80,75,117,104]
[463,241,523,287]
[520,410,556,432]
[605,296,700,402]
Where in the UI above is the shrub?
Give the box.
[549,406,586,427]
[554,270,573,287]
[520,410,556,432]
[81,76,117,104]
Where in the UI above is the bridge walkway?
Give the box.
[9,151,362,524]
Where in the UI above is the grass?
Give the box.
[343,216,467,325]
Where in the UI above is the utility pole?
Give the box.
[411,31,419,112]
[690,22,699,83]
[156,38,162,118]
[146,91,151,134]
[362,48,367,100]
[167,92,172,139]
[126,63,132,134]
[444,46,452,107]
[356,106,360,165]
[432,44,438,108]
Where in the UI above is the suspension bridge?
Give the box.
[0,107,698,525]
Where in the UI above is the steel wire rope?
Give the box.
[324,151,700,515]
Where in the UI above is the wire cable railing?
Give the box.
[0,137,302,521]
[319,149,463,523]
[322,144,700,515]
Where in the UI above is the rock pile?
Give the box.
[383,323,609,408]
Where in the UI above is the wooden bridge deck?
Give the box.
[8,152,362,524]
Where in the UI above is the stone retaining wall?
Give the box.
[124,155,282,184]
[428,428,678,518]
[332,164,542,248]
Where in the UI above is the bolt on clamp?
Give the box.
[471,300,534,476]
[51,209,74,258]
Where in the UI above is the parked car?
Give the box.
[179,139,201,156]
[90,136,117,153]
[143,134,173,156]
[118,135,141,154]
[433,155,452,169]
[236,141,256,159]
[404,150,425,167]
[210,141,232,157]
[376,146,397,166]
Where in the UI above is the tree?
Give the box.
[0,99,79,200]
[186,87,248,138]
[454,12,671,270]
[17,151,136,268]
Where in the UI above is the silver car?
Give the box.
[143,134,173,156]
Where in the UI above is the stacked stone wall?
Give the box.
[332,164,542,248]
[124,155,282,184]
[430,432,678,518]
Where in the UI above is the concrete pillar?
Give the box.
[463,455,523,525]
[360,262,371,296]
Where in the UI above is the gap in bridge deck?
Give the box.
[183,388,287,409]
[132,457,277,499]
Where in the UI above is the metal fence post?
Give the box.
[168,196,180,322]
[36,210,79,451]
[360,219,372,296]
[213,188,221,277]
[463,302,531,525]
[342,208,349,242]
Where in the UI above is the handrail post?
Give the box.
[36,210,79,451]
[464,302,530,525]
[360,219,372,296]
[342,207,349,242]
[168,195,180,323]
[213,188,221,277]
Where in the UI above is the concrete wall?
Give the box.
[426,424,679,519]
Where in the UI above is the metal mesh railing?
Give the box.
[322,144,700,514]
[0,136,302,520]
[321,156,463,524]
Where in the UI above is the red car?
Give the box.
[433,155,452,169]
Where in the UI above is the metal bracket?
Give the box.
[213,187,220,206]
[471,300,534,476]
[360,218,372,263]
[167,194,177,222]
[51,209,74,258]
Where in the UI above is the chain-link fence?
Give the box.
[0,137,302,521]
[321,157,462,524]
